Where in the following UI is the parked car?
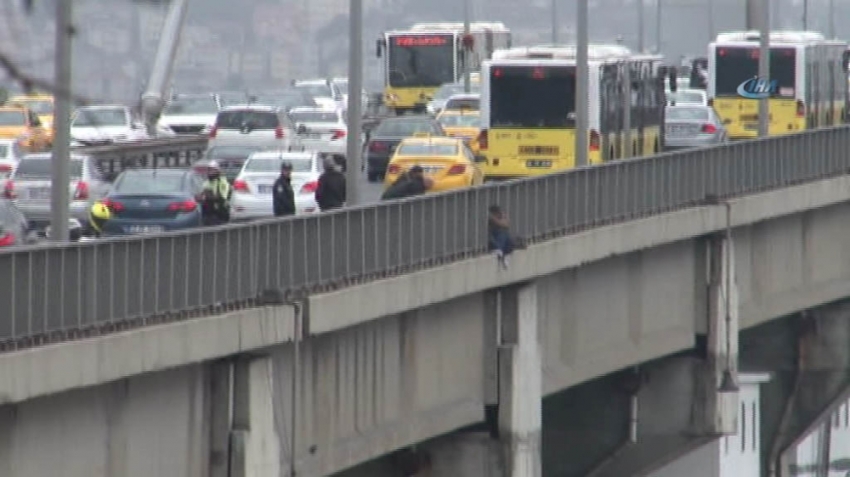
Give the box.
[208,105,301,150]
[664,105,727,150]
[230,150,322,220]
[158,93,219,135]
[4,153,110,232]
[365,116,446,182]
[99,168,204,235]
[289,107,349,163]
[0,138,25,179]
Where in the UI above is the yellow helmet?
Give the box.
[90,202,111,221]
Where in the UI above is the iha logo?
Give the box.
[737,76,778,99]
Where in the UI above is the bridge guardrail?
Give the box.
[2,126,849,351]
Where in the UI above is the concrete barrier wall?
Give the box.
[0,365,207,477]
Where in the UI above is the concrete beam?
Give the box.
[0,306,296,404]
[308,175,850,336]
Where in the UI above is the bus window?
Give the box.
[714,47,796,97]
[388,35,455,88]
[490,66,575,128]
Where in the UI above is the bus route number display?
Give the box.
[393,36,450,47]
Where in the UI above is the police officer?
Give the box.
[88,202,111,237]
[199,161,232,225]
[272,162,295,216]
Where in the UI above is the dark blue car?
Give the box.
[100,169,204,235]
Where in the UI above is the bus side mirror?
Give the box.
[668,68,678,92]
[376,40,383,58]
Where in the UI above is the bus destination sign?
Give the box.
[393,35,450,47]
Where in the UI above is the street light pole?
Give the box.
[50,0,73,243]
[552,0,558,45]
[802,0,808,30]
[655,0,662,53]
[346,0,363,206]
[638,0,644,52]
[757,0,769,138]
[575,0,589,167]
[828,0,835,38]
[463,0,471,93]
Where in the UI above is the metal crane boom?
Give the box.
[141,0,189,136]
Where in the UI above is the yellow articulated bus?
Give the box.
[477,45,665,180]
[376,22,511,115]
[708,31,847,140]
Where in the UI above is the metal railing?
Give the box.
[2,126,849,351]
[73,135,209,180]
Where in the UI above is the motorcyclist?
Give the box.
[88,202,112,237]
[198,161,232,225]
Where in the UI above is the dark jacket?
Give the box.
[272,176,296,216]
[380,174,428,201]
[315,170,346,211]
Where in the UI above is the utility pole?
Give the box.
[638,0,644,52]
[575,0,589,167]
[707,0,714,44]
[463,0,471,93]
[828,0,835,38]
[346,0,363,206]
[802,0,808,30]
[50,0,73,243]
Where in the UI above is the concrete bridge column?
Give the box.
[694,232,740,435]
[498,281,543,477]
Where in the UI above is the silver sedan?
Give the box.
[664,105,727,151]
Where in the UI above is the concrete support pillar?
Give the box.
[695,233,740,435]
[498,281,543,477]
[209,361,234,477]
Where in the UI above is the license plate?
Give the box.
[258,185,272,194]
[420,166,442,174]
[306,133,322,139]
[126,225,164,234]
[666,126,688,136]
[526,160,552,168]
[28,188,50,199]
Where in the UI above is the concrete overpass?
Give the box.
[4,127,850,476]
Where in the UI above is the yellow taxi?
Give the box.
[8,94,54,143]
[0,105,51,152]
[384,134,484,192]
[435,109,481,143]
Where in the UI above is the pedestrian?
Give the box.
[272,162,296,217]
[380,165,434,201]
[488,204,524,269]
[315,157,346,211]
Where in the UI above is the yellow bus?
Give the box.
[376,22,511,115]
[708,31,847,139]
[478,45,665,180]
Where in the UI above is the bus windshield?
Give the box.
[388,34,455,88]
[714,47,796,97]
[490,65,575,128]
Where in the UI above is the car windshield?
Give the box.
[289,111,339,123]
[445,98,479,110]
[206,146,263,160]
[438,114,480,127]
[666,107,710,121]
[375,120,437,136]
[397,143,457,156]
[73,109,127,127]
[296,84,333,98]
[164,96,218,115]
[244,157,313,173]
[669,91,704,104]
[216,110,279,129]
[14,100,52,115]
[114,172,186,194]
[0,110,26,126]
[16,158,82,178]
